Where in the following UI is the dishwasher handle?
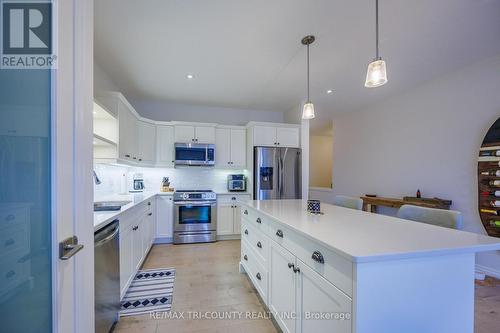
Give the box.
[95,220,119,247]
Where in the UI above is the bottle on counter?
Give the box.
[489,220,500,227]
[480,208,499,215]
[488,180,500,187]
[480,170,500,176]
[416,189,421,198]
[480,150,500,157]
[481,191,500,197]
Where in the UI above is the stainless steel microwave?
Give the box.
[174,143,215,166]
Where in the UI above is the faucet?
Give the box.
[93,170,102,185]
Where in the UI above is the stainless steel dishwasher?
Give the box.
[94,219,120,333]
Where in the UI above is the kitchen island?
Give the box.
[239,199,500,333]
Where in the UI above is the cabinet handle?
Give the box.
[288,262,294,269]
[311,251,325,264]
[256,241,262,248]
[256,218,261,224]
[244,210,248,215]
[138,158,142,162]
[148,213,152,216]
[276,229,284,238]
[256,272,261,280]
[244,229,248,235]
[125,154,131,158]
[132,157,137,160]
[293,267,300,274]
[244,254,248,261]
[232,197,236,200]
[5,214,15,222]
[148,202,151,206]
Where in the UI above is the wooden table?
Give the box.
[360,196,452,213]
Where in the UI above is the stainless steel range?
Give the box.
[173,190,217,244]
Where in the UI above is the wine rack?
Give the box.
[478,117,500,238]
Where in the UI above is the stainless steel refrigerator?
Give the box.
[254,147,302,200]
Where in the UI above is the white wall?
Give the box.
[94,60,120,96]
[330,56,500,275]
[310,135,333,188]
[129,99,284,125]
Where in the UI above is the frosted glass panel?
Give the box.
[0,70,52,332]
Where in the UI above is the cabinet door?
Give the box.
[215,128,231,167]
[277,127,300,148]
[174,125,195,143]
[156,125,174,166]
[141,213,151,257]
[119,225,133,296]
[230,129,246,167]
[253,126,277,146]
[137,121,156,164]
[269,242,297,333]
[296,260,352,333]
[233,204,241,235]
[118,100,137,160]
[156,196,174,239]
[195,126,216,144]
[217,204,234,235]
[131,222,143,270]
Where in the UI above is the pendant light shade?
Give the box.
[365,0,388,88]
[301,35,315,119]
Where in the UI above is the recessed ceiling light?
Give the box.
[186,74,194,79]
[326,89,333,94]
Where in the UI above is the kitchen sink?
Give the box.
[94,201,131,212]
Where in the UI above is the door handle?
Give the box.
[276,229,283,238]
[293,267,301,274]
[256,272,261,280]
[288,262,294,269]
[244,229,248,235]
[244,254,248,261]
[256,218,261,224]
[244,210,248,215]
[59,236,84,260]
[257,241,262,248]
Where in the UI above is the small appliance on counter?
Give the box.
[129,173,145,193]
[161,177,174,192]
[227,174,246,192]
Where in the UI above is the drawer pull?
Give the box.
[6,270,16,279]
[312,251,325,264]
[5,238,15,247]
[256,272,261,280]
[288,263,294,269]
[257,241,262,248]
[5,215,15,222]
[244,210,248,215]
[244,254,248,261]
[244,229,248,235]
[276,229,284,238]
[148,213,153,216]
[293,267,301,274]
[256,218,262,224]
[148,202,151,206]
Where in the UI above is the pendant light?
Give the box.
[365,0,388,88]
[302,35,315,119]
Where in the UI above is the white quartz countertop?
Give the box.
[94,192,173,232]
[245,200,500,263]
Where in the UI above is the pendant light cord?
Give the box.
[375,0,379,59]
[307,43,310,102]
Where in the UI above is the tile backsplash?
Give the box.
[93,164,248,199]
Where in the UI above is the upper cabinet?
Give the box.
[215,127,246,167]
[251,123,300,148]
[156,125,175,167]
[118,98,138,161]
[174,124,215,144]
[137,121,156,165]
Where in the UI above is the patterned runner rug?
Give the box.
[120,267,175,316]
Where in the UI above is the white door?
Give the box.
[156,196,174,239]
[174,125,195,143]
[118,100,137,160]
[296,260,352,333]
[230,129,246,167]
[217,204,234,235]
[276,127,300,148]
[137,121,156,164]
[215,128,231,167]
[156,125,174,166]
[195,126,216,144]
[269,242,297,333]
[253,126,277,146]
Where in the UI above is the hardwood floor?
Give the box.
[114,240,500,333]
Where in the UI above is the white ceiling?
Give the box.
[95,0,500,129]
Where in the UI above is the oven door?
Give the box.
[175,143,215,166]
[174,201,217,232]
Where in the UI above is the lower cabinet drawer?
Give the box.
[241,239,268,304]
[242,207,269,234]
[268,219,353,297]
[241,220,268,265]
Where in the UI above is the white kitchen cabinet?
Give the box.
[156,125,175,167]
[118,99,138,161]
[119,218,134,297]
[217,195,250,236]
[269,241,297,333]
[296,260,351,333]
[252,125,300,148]
[137,121,156,164]
[174,125,215,144]
[215,127,246,167]
[156,195,174,241]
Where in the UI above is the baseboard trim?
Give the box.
[476,264,500,279]
[217,234,241,241]
[154,237,173,244]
